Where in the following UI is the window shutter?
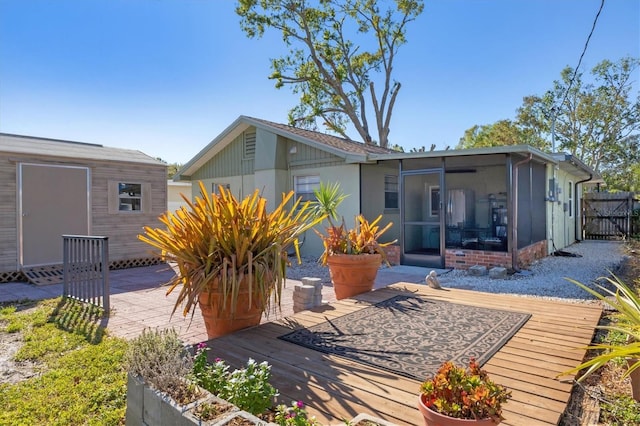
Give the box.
[108,181,119,214]
[142,183,152,213]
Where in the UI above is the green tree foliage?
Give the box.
[599,134,640,192]
[236,0,424,148]
[156,157,182,179]
[458,57,639,191]
[516,57,639,176]
[457,119,548,150]
[166,163,182,179]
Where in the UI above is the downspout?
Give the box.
[398,159,404,265]
[511,153,533,272]
[574,173,593,242]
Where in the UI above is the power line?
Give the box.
[556,0,606,112]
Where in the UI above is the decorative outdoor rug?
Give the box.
[279,294,531,381]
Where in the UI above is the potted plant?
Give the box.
[312,182,396,300]
[418,359,511,425]
[559,275,640,400]
[139,182,323,338]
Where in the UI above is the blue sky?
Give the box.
[1,0,638,164]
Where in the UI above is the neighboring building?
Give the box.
[0,133,167,282]
[167,180,192,212]
[175,116,601,271]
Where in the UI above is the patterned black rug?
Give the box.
[279,294,531,381]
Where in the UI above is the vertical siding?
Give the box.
[291,164,360,258]
[0,153,166,273]
[91,160,166,262]
[551,167,577,248]
[192,132,254,180]
[547,166,576,251]
[287,138,345,168]
[0,156,18,271]
[361,163,400,244]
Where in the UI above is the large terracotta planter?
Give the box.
[198,283,264,339]
[327,253,381,300]
[418,394,500,426]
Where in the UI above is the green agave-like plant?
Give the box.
[139,181,325,318]
[310,181,348,229]
[560,274,640,382]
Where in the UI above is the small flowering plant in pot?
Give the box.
[418,359,511,425]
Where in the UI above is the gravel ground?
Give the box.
[287,240,628,304]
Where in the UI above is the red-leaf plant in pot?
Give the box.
[418,359,511,425]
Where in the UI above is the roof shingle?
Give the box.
[245,116,396,155]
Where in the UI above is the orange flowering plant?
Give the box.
[419,359,511,421]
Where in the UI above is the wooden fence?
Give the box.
[582,192,639,240]
[62,235,110,313]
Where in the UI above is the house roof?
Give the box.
[551,153,603,182]
[247,117,394,155]
[371,145,601,181]
[0,133,164,166]
[175,115,601,183]
[175,115,395,179]
[369,144,557,162]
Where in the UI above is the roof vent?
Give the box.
[243,131,256,159]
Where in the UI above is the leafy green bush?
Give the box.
[224,358,278,415]
[191,343,277,415]
[191,342,229,395]
[275,400,321,425]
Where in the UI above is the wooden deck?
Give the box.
[207,283,602,425]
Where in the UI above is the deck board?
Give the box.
[207,283,602,425]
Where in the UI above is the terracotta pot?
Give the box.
[198,283,263,339]
[327,253,381,300]
[418,394,500,426]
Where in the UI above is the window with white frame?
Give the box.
[108,181,150,214]
[294,175,320,203]
[384,175,398,209]
[118,183,142,211]
[568,181,573,217]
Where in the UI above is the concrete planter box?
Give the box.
[125,373,276,425]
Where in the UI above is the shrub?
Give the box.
[191,343,277,415]
[420,358,510,421]
[275,400,320,425]
[126,328,196,403]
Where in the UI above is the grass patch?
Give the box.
[0,297,128,425]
